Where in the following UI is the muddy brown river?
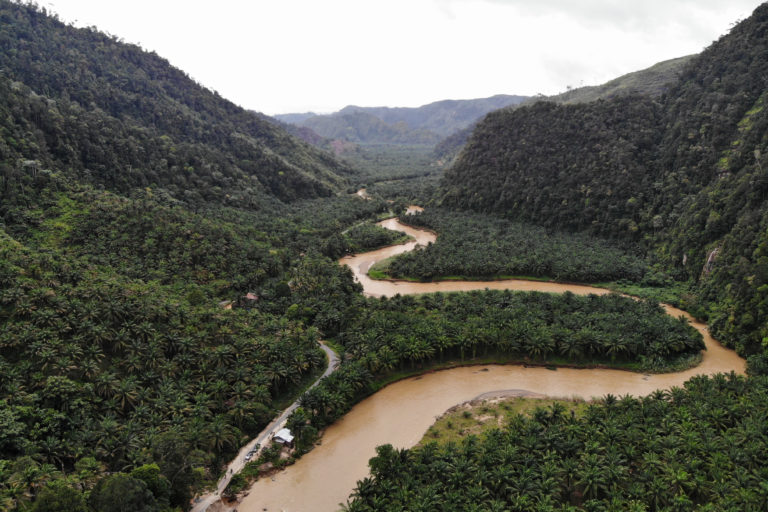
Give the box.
[239,214,745,512]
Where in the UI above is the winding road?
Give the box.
[229,210,744,512]
[191,342,339,512]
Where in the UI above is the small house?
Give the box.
[273,428,294,446]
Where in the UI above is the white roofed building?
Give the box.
[274,428,294,446]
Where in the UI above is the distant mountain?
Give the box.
[275,112,318,124]
[260,112,330,148]
[336,95,529,137]
[275,94,528,145]
[434,56,693,164]
[0,0,351,204]
[303,111,442,144]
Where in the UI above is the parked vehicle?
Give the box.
[244,443,261,462]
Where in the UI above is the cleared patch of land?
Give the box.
[418,393,589,447]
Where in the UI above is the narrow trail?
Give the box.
[232,209,744,512]
[191,342,339,512]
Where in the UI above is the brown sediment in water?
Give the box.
[238,214,745,512]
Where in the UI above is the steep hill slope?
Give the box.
[434,56,692,165]
[441,3,768,356]
[0,2,387,509]
[0,0,351,203]
[538,55,694,105]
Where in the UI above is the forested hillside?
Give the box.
[433,56,691,167]
[0,165,390,509]
[0,1,351,203]
[0,1,385,509]
[538,55,694,106]
[4,0,768,510]
[302,111,440,145]
[277,95,528,145]
[444,96,663,235]
[442,3,768,359]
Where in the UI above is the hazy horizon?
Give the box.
[41,0,764,115]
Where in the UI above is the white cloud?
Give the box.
[43,0,764,114]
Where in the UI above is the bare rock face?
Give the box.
[703,248,719,275]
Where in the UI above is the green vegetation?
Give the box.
[346,373,768,511]
[442,94,662,238]
[340,291,702,372]
[322,221,412,260]
[0,191,365,509]
[344,222,411,252]
[379,208,649,283]
[432,56,691,166]
[342,6,768,511]
[0,1,351,205]
[441,4,768,361]
[340,143,441,204]
[3,0,768,510]
[418,396,588,448]
[288,290,703,450]
[342,144,436,185]
[0,2,394,507]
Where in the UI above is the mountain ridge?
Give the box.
[441,2,768,356]
[0,0,351,204]
[275,94,528,144]
[433,55,693,165]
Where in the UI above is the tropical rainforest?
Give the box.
[345,373,768,511]
[0,2,374,509]
[342,3,768,511]
[440,4,768,359]
[2,0,768,511]
[377,208,649,283]
[288,290,704,452]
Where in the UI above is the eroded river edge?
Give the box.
[239,213,746,512]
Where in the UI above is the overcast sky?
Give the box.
[42,0,764,115]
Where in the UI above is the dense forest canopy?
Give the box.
[346,373,768,511]
[0,0,352,204]
[0,1,381,508]
[441,3,768,358]
[381,208,649,283]
[431,55,692,169]
[288,290,704,451]
[3,0,768,511]
[343,6,768,510]
[0,165,385,509]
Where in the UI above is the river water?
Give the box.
[239,215,745,512]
